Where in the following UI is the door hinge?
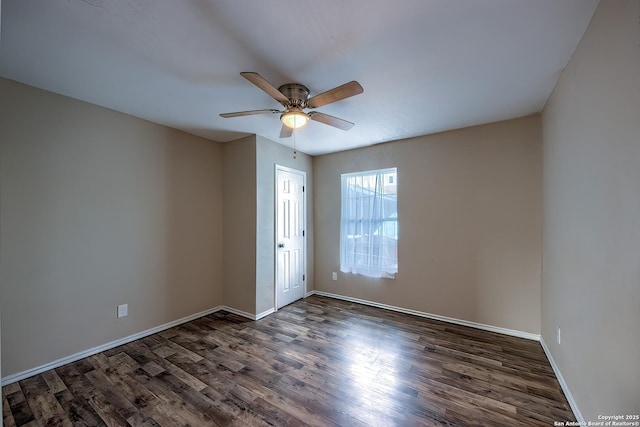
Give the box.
[303,274,306,281]
[302,230,305,237]
[302,185,305,192]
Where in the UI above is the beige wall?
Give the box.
[314,115,542,334]
[0,78,224,377]
[256,136,314,314]
[223,134,314,316]
[222,135,257,314]
[541,0,640,420]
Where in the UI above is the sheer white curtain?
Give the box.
[340,168,398,279]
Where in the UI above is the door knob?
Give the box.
[277,243,285,248]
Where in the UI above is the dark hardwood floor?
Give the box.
[2,295,575,426]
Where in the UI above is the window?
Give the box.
[340,168,398,279]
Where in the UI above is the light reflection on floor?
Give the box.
[345,324,402,417]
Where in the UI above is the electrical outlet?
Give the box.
[117,304,128,318]
[557,327,561,345]
[332,272,338,281]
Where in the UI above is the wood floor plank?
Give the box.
[85,388,133,427]
[54,389,107,427]
[26,393,73,427]
[126,367,225,426]
[3,389,35,426]
[2,389,18,427]
[2,295,576,426]
[40,370,68,395]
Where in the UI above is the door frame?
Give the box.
[274,164,307,311]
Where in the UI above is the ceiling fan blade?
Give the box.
[240,72,290,105]
[220,109,281,118]
[308,111,354,130]
[279,124,293,138]
[306,81,363,109]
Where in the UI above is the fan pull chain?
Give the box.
[293,129,297,159]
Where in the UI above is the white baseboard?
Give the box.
[1,305,224,385]
[307,290,541,341]
[540,337,583,423]
[221,306,274,321]
[255,308,276,320]
[2,294,545,390]
[219,306,257,320]
[1,303,278,386]
[1,302,284,386]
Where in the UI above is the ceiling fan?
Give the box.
[220,72,363,138]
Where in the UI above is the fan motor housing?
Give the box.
[278,83,310,107]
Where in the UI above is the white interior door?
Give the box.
[276,166,306,309]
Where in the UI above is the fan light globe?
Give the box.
[281,111,309,129]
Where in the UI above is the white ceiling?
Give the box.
[0,0,598,155]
